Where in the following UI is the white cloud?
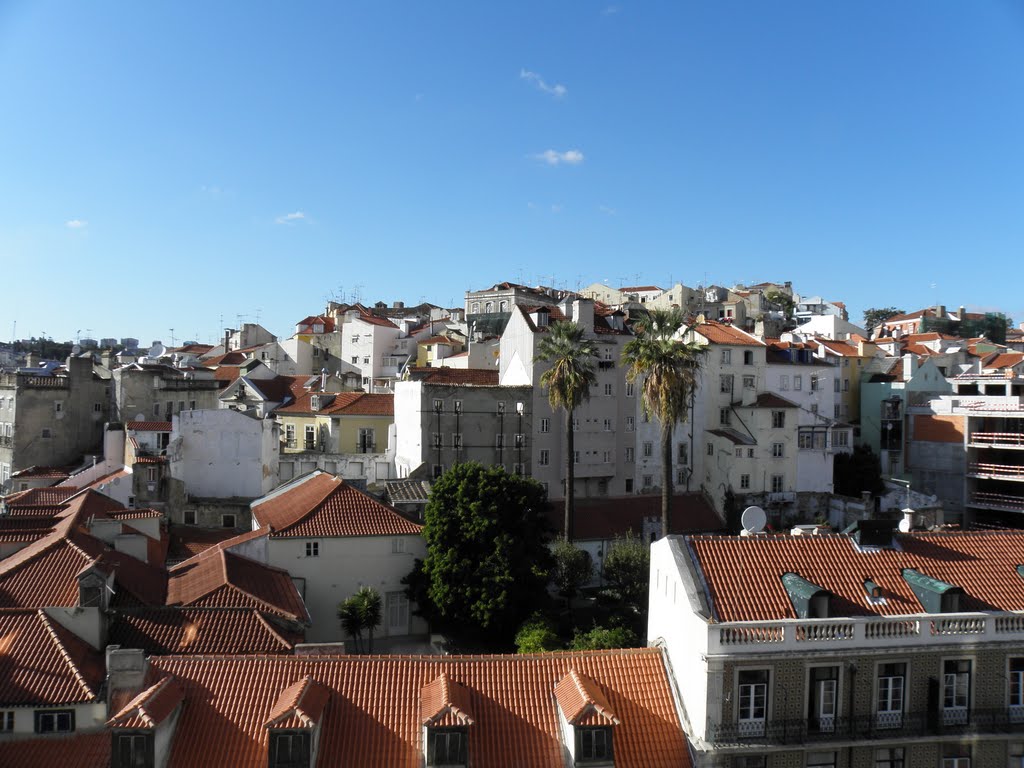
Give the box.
[601,5,620,15]
[534,149,585,166]
[551,204,563,214]
[520,69,567,98]
[65,219,87,229]
[598,205,617,216]
[275,211,307,224]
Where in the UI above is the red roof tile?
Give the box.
[274,391,394,416]
[126,421,173,432]
[691,529,1024,622]
[985,352,1024,370]
[693,321,765,346]
[0,609,105,705]
[547,493,722,540]
[421,673,475,726]
[150,649,689,768]
[109,607,300,655]
[735,392,799,409]
[554,669,620,725]
[10,466,72,480]
[265,676,331,729]
[3,487,80,508]
[252,472,422,538]
[167,549,309,624]
[108,676,184,729]
[0,731,110,768]
[406,367,499,385]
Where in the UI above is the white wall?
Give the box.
[266,534,427,643]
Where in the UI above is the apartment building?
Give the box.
[111,362,220,422]
[650,525,1024,768]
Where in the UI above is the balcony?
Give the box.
[970,432,1024,449]
[968,463,1024,482]
[967,491,1024,513]
[707,708,1024,747]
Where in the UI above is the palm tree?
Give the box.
[337,597,364,653]
[354,586,383,653]
[536,321,599,541]
[622,308,705,536]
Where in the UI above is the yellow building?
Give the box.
[275,391,394,455]
[415,335,465,368]
[814,337,878,426]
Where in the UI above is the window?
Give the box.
[153,403,161,416]
[737,670,768,736]
[305,542,319,557]
[834,404,841,418]
[539,417,550,433]
[183,509,196,525]
[719,408,731,426]
[538,450,550,466]
[433,399,444,413]
[147,466,159,483]
[392,537,406,554]
[93,402,103,413]
[113,732,154,768]
[427,728,467,766]
[358,427,375,452]
[876,662,906,728]
[1010,658,1024,720]
[604,383,613,396]
[496,402,505,414]
[643,441,653,458]
[269,731,312,768]
[772,443,784,458]
[720,374,734,393]
[874,748,904,768]
[304,425,316,450]
[603,451,612,463]
[451,433,462,449]
[624,447,634,462]
[284,424,296,449]
[844,379,850,392]
[943,659,971,725]
[771,475,784,493]
[942,744,971,768]
[707,442,714,456]
[574,450,580,464]
[222,514,236,529]
[625,416,634,432]
[362,356,370,365]
[833,430,849,448]
[495,434,504,449]
[721,349,732,364]
[40,428,52,439]
[834,378,841,393]
[811,375,821,391]
[810,404,818,415]
[740,474,750,489]
[177,400,185,412]
[676,469,687,484]
[0,710,13,732]
[806,753,836,768]
[626,382,634,397]
[643,475,653,488]
[744,350,754,365]
[603,418,612,431]
[54,400,63,413]
[747,448,755,458]
[771,410,785,428]
[794,375,803,390]
[809,666,838,734]
[677,443,688,465]
[743,375,755,389]
[432,433,443,448]
[625,478,633,493]
[34,709,74,733]
[189,399,196,410]
[351,356,358,364]
[780,374,790,390]
[576,726,613,762]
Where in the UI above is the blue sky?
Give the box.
[1,1,1022,346]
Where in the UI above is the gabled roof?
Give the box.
[265,676,331,729]
[126,421,173,432]
[554,669,620,726]
[108,607,300,655]
[0,731,110,768]
[2,486,80,508]
[274,391,394,417]
[984,352,1024,370]
[815,338,861,357]
[252,472,422,539]
[148,649,689,768]
[295,314,336,333]
[689,529,1024,622]
[107,676,184,729]
[692,321,765,346]
[167,549,309,624]
[9,466,72,481]
[734,392,799,409]
[0,608,105,705]
[421,673,475,726]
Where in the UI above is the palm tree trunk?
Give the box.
[565,408,575,541]
[661,419,673,537]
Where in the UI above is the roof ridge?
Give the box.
[37,610,96,701]
[254,611,295,650]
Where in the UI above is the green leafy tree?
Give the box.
[514,614,561,654]
[409,462,554,650]
[570,624,639,650]
[551,540,593,623]
[622,308,705,535]
[833,445,886,498]
[863,307,904,332]
[536,321,599,541]
[764,290,795,320]
[600,532,650,633]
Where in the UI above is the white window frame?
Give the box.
[539,417,550,433]
[875,661,907,729]
[736,668,769,737]
[305,541,319,558]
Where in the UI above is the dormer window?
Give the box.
[554,670,620,766]
[310,395,320,411]
[264,677,329,768]
[576,726,613,763]
[421,674,474,768]
[113,732,154,768]
[427,728,468,766]
[781,572,830,619]
[902,568,964,613]
[269,731,311,768]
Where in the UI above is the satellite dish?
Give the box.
[112,477,121,486]
[741,506,767,534]
[898,517,912,533]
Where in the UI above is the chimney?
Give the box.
[100,349,113,369]
[569,298,595,331]
[105,647,149,704]
[393,301,405,309]
[903,353,915,382]
[935,304,946,318]
[321,368,327,390]
[958,305,966,321]
[24,352,38,368]
[224,329,232,352]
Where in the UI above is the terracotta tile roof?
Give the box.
[108,675,184,729]
[420,335,458,346]
[202,351,248,367]
[0,609,105,705]
[172,343,214,355]
[421,673,475,726]
[734,392,799,409]
[619,285,663,293]
[554,669,620,725]
[109,508,163,521]
[815,338,861,357]
[10,466,72,480]
[693,321,765,346]
[707,428,757,446]
[0,731,110,768]
[265,676,331,729]
[126,421,173,432]
[81,468,132,492]
[150,648,689,768]
[385,479,432,504]
[984,352,1024,370]
[246,374,310,404]
[168,548,309,623]
[110,607,300,655]
[212,365,244,383]
[690,529,1024,622]
[405,366,499,385]
[295,314,336,333]
[354,311,399,329]
[547,493,723,540]
[168,525,271,562]
[2,486,80,508]
[252,472,422,539]
[274,391,394,417]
